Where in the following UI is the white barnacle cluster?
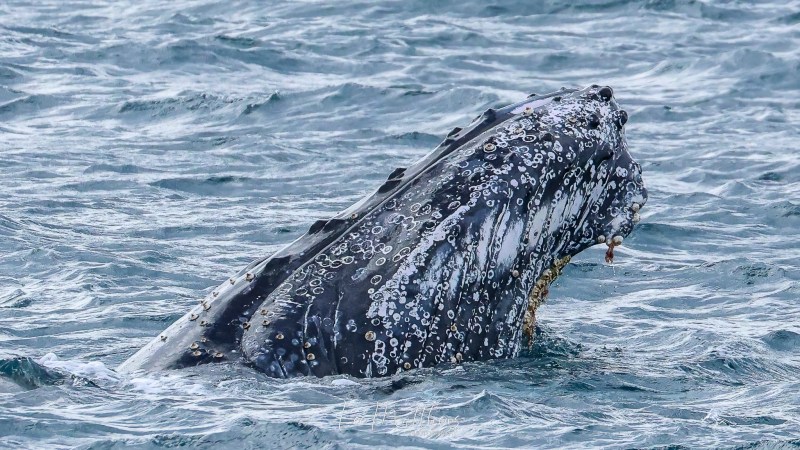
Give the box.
[240,86,644,378]
[120,87,646,379]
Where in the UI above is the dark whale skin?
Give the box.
[119,85,647,378]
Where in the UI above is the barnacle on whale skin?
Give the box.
[522,255,572,348]
[118,84,647,378]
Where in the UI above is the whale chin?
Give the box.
[120,84,647,379]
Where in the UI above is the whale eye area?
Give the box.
[598,86,614,102]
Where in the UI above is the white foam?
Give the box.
[127,373,206,396]
[38,353,120,384]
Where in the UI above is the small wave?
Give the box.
[175,420,349,449]
[0,94,62,118]
[370,375,426,395]
[214,34,260,49]
[0,357,64,390]
[169,12,217,27]
[377,131,442,147]
[758,172,783,182]
[0,288,29,308]
[0,64,22,80]
[687,349,797,385]
[732,439,800,450]
[330,378,360,387]
[238,92,282,116]
[762,330,800,352]
[523,325,584,359]
[722,49,798,91]
[2,25,86,41]
[126,372,207,396]
[196,39,306,73]
[117,90,282,122]
[0,353,120,389]
[149,175,254,195]
[129,224,220,240]
[82,163,159,174]
[0,85,24,103]
[19,170,64,179]
[61,180,138,192]
[118,92,237,115]
[774,11,800,24]
[320,83,388,106]
[0,354,111,390]
[38,353,119,384]
[733,262,783,286]
[772,201,800,218]
[0,213,23,233]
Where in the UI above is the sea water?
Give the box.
[1,1,799,448]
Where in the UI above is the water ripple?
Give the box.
[1,0,800,448]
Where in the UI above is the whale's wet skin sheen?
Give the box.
[120,85,647,378]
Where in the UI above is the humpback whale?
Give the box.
[119,85,647,378]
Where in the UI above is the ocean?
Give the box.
[1,0,799,448]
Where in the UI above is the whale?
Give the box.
[119,85,647,378]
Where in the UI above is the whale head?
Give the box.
[495,85,648,268]
[464,84,649,347]
[118,84,648,378]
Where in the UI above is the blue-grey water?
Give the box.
[1,1,799,448]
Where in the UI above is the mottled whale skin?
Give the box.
[119,85,647,378]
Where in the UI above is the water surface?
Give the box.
[1,0,799,448]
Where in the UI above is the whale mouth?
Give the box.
[591,140,647,263]
[519,84,648,345]
[556,85,648,264]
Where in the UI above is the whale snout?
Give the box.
[581,85,647,250]
[597,158,647,244]
[504,84,648,262]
